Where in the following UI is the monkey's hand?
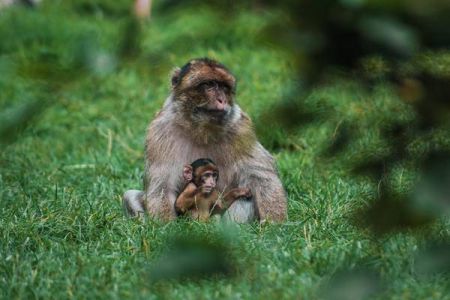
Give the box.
[174,183,198,215]
[224,187,252,201]
[183,183,198,196]
[236,187,252,200]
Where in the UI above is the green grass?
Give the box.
[1,2,449,299]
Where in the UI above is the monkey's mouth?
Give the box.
[195,107,228,118]
[201,186,214,194]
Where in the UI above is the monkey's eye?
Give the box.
[220,83,231,93]
[199,81,216,90]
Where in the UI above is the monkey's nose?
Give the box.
[215,98,226,110]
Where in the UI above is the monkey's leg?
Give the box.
[145,190,178,221]
[222,200,255,223]
[143,163,179,221]
[123,190,145,218]
[228,147,287,223]
[244,176,286,223]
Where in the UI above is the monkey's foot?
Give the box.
[123,189,145,218]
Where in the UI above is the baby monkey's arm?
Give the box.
[174,183,198,215]
[211,188,252,215]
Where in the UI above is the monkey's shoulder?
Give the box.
[183,182,197,193]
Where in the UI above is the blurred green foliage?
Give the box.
[0,0,449,299]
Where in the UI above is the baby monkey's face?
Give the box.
[184,159,219,195]
[198,170,218,194]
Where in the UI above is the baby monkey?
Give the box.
[175,158,252,221]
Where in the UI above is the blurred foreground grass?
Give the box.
[0,2,449,299]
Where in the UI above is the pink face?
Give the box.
[200,80,232,113]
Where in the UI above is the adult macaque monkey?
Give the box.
[123,58,287,222]
[175,158,252,221]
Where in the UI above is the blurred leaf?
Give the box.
[0,57,16,84]
[157,0,247,14]
[69,0,132,18]
[352,157,388,181]
[322,268,382,300]
[358,55,391,81]
[119,19,142,59]
[323,121,356,156]
[356,190,435,235]
[0,101,45,145]
[359,16,419,59]
[411,151,450,217]
[412,73,450,128]
[415,241,450,277]
[146,230,235,282]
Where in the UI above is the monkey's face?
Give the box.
[171,58,236,123]
[198,170,218,194]
[193,163,219,195]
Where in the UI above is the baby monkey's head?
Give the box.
[183,158,219,195]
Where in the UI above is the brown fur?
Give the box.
[123,58,287,222]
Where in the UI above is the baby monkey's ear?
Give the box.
[182,165,193,182]
[171,67,181,88]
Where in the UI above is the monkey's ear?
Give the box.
[171,67,181,88]
[183,165,193,182]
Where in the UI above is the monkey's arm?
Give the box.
[174,183,198,215]
[211,188,251,215]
